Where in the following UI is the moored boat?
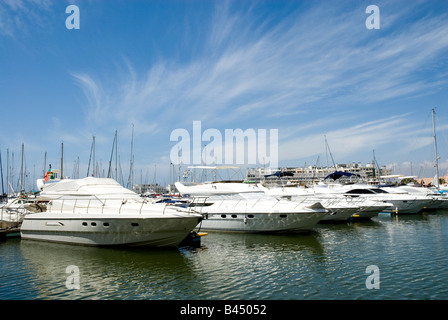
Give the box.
[175,181,327,232]
[326,183,433,214]
[258,184,391,220]
[20,177,204,247]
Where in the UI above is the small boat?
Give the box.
[20,177,204,247]
[175,182,327,233]
[1,196,34,228]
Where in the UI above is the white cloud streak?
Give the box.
[0,0,53,38]
[71,0,448,165]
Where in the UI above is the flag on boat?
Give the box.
[44,170,53,182]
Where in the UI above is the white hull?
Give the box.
[381,198,434,214]
[191,197,327,232]
[176,181,327,232]
[197,211,325,233]
[324,184,434,214]
[21,213,201,247]
[321,207,359,221]
[258,185,375,221]
[22,177,204,247]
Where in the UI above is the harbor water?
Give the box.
[1,210,447,300]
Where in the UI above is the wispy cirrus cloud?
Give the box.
[0,0,53,38]
[71,0,448,165]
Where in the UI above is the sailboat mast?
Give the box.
[20,143,24,194]
[0,148,4,195]
[61,141,64,180]
[324,135,336,169]
[43,151,47,177]
[115,130,118,180]
[93,136,96,177]
[128,124,134,189]
[432,108,440,191]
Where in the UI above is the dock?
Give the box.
[0,227,21,241]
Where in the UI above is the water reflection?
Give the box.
[19,240,194,299]
[2,211,447,299]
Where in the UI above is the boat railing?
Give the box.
[186,196,210,215]
[45,196,179,215]
[0,199,29,226]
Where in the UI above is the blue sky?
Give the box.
[1,0,448,190]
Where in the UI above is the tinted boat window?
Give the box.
[371,188,388,193]
[346,189,375,194]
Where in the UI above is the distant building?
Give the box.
[245,162,392,185]
[133,183,167,196]
[419,174,448,187]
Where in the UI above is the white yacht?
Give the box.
[385,185,448,210]
[175,181,262,195]
[175,182,327,232]
[326,183,434,214]
[1,196,33,228]
[257,184,389,221]
[20,177,204,247]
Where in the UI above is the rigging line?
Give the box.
[0,148,4,195]
[107,131,117,179]
[435,112,448,151]
[434,112,448,175]
[86,136,94,177]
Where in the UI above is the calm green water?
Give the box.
[1,211,447,300]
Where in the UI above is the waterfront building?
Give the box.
[245,162,392,185]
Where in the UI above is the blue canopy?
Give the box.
[324,171,360,180]
[264,171,294,178]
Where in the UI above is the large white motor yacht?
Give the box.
[20,177,204,247]
[258,184,391,221]
[175,182,327,232]
[325,183,434,214]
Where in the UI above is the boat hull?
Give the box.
[382,199,434,214]
[196,211,326,233]
[320,207,359,221]
[20,214,202,247]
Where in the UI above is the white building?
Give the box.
[245,162,392,185]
